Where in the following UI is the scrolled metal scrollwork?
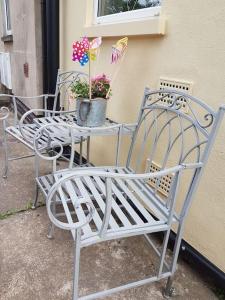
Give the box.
[0,106,10,120]
[33,126,63,162]
[186,102,214,130]
[168,95,185,111]
[145,90,216,132]
[199,113,214,129]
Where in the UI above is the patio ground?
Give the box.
[0,208,219,300]
[0,117,221,300]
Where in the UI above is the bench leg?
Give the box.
[163,276,175,298]
[163,222,184,298]
[72,229,81,300]
[32,184,39,209]
[47,197,56,239]
[47,223,55,239]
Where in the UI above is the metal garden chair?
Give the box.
[0,70,88,179]
[33,88,225,299]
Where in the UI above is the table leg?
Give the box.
[79,137,83,166]
[87,136,90,164]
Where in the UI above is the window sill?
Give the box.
[83,16,166,37]
[1,35,13,42]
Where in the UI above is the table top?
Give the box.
[33,113,136,138]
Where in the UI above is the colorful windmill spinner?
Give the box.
[111,37,128,64]
[72,37,102,66]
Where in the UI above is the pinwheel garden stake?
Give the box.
[111,37,128,64]
[72,36,128,101]
[72,37,102,99]
[72,37,89,66]
[106,37,128,98]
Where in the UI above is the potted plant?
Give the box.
[71,36,128,126]
[71,74,111,127]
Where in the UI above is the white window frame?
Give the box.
[2,0,12,35]
[93,0,161,25]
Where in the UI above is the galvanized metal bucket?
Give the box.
[76,98,107,127]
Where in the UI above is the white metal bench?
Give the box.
[34,88,225,299]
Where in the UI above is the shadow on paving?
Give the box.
[0,208,218,300]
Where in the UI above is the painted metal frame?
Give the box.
[34,88,225,299]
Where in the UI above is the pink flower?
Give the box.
[91,73,110,83]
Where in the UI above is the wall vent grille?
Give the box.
[147,160,174,197]
[158,78,193,113]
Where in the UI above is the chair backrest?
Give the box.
[0,70,88,127]
[127,88,225,219]
[52,70,88,111]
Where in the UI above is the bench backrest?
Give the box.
[126,88,224,218]
[53,70,88,111]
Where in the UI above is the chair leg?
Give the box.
[32,184,39,209]
[72,229,81,300]
[86,137,90,164]
[3,130,9,179]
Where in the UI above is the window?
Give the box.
[94,0,161,24]
[2,0,12,35]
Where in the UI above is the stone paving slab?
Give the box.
[0,208,217,300]
[0,139,50,212]
[0,115,65,212]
